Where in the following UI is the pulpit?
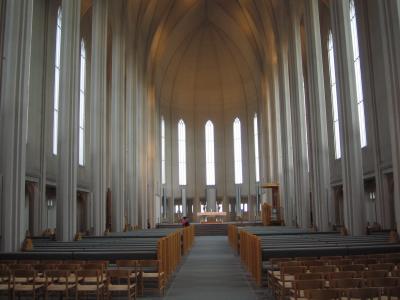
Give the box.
[260,183,284,225]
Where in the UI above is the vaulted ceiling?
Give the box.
[83,0,289,109]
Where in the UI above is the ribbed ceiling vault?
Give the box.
[82,0,285,108]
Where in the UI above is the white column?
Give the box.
[90,0,108,236]
[125,22,138,228]
[277,39,295,226]
[304,0,331,231]
[0,0,33,251]
[181,188,187,216]
[57,0,81,241]
[288,2,310,228]
[110,0,125,232]
[378,0,400,232]
[330,0,365,235]
[235,186,241,217]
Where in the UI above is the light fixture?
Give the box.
[47,199,54,208]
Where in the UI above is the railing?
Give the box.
[227,224,239,253]
[157,225,195,280]
[239,230,262,286]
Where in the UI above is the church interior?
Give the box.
[1,0,400,299]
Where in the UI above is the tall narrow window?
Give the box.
[53,8,62,155]
[328,31,341,159]
[205,120,215,186]
[178,119,186,185]
[161,117,166,185]
[349,0,367,147]
[78,40,86,166]
[253,114,260,182]
[233,118,243,184]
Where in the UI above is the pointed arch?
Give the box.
[205,120,215,186]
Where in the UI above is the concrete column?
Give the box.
[288,2,310,228]
[181,188,187,216]
[56,0,81,241]
[330,0,365,235]
[110,0,126,232]
[0,0,32,252]
[235,186,241,217]
[304,0,331,231]
[90,0,108,236]
[378,0,400,232]
[206,187,217,212]
[125,23,138,228]
[277,39,295,226]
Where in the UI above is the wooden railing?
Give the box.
[157,225,195,280]
[227,224,239,254]
[239,230,262,286]
[182,225,195,255]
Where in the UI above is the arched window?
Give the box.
[253,114,260,182]
[78,39,86,166]
[349,0,367,148]
[233,118,243,184]
[178,119,186,186]
[53,7,62,155]
[205,120,215,186]
[161,117,166,185]
[328,31,341,159]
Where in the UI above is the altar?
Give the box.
[197,211,227,223]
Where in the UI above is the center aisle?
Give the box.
[164,236,258,300]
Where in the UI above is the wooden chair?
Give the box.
[368,263,395,272]
[366,277,399,288]
[85,260,109,268]
[57,263,81,284]
[327,271,358,281]
[391,269,400,277]
[381,257,400,265]
[116,260,141,293]
[10,264,34,283]
[41,260,63,265]
[343,287,381,300]
[303,260,325,268]
[44,270,75,300]
[290,280,325,300]
[106,269,136,300]
[18,260,39,265]
[81,263,106,283]
[339,264,366,272]
[361,270,388,279]
[355,258,378,265]
[295,273,324,281]
[295,257,318,261]
[139,260,165,296]
[306,289,341,300]
[0,269,11,299]
[309,265,336,274]
[330,278,364,289]
[333,259,353,266]
[320,256,343,261]
[12,269,43,299]
[75,269,105,300]
[33,263,58,284]
[275,266,307,299]
[382,286,400,300]
[64,260,85,265]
